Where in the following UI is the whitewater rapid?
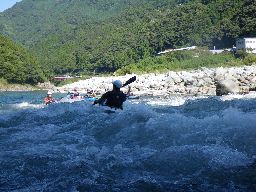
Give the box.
[1,92,256,191]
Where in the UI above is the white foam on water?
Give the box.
[0,102,43,112]
[146,98,186,106]
[145,95,210,107]
[58,97,85,103]
[220,91,256,101]
[1,96,256,191]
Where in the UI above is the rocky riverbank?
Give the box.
[57,65,256,96]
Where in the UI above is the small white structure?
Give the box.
[236,37,256,53]
[157,46,196,55]
[210,49,225,54]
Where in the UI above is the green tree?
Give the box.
[0,35,46,84]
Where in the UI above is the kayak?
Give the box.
[127,95,139,100]
[88,95,138,101]
[58,97,84,103]
[84,97,96,102]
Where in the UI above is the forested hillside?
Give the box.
[0,0,255,77]
[0,35,45,84]
[0,0,153,46]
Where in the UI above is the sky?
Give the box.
[0,0,22,12]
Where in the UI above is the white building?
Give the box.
[236,37,256,53]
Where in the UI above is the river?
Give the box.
[1,91,256,191]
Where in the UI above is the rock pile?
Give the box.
[58,65,256,96]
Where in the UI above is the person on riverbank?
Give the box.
[44,91,56,105]
[93,80,128,110]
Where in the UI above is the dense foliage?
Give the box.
[0,35,45,84]
[0,0,255,77]
[0,0,150,46]
[116,49,243,75]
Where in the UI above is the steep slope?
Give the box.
[0,0,255,76]
[0,35,45,84]
[0,0,152,46]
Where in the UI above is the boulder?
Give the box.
[185,86,199,95]
[37,81,55,90]
[169,73,182,84]
[249,87,256,91]
[207,88,216,95]
[165,76,175,85]
[240,86,250,94]
[215,79,240,96]
[214,67,226,81]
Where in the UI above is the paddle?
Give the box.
[122,76,136,87]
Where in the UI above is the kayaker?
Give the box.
[70,88,80,99]
[44,91,55,105]
[93,80,128,110]
[85,89,96,98]
[66,91,73,99]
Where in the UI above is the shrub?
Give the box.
[243,54,256,65]
[115,50,242,74]
[235,50,248,59]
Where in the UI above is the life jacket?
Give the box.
[74,92,80,97]
[71,92,79,99]
[103,91,126,109]
[44,96,55,105]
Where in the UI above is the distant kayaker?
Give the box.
[93,80,128,110]
[71,88,80,99]
[44,91,56,105]
[87,89,96,98]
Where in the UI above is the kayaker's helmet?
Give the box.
[47,91,52,95]
[113,80,122,88]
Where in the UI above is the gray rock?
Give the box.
[215,79,240,96]
[240,86,250,94]
[207,88,216,95]
[186,86,199,95]
[60,65,256,96]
